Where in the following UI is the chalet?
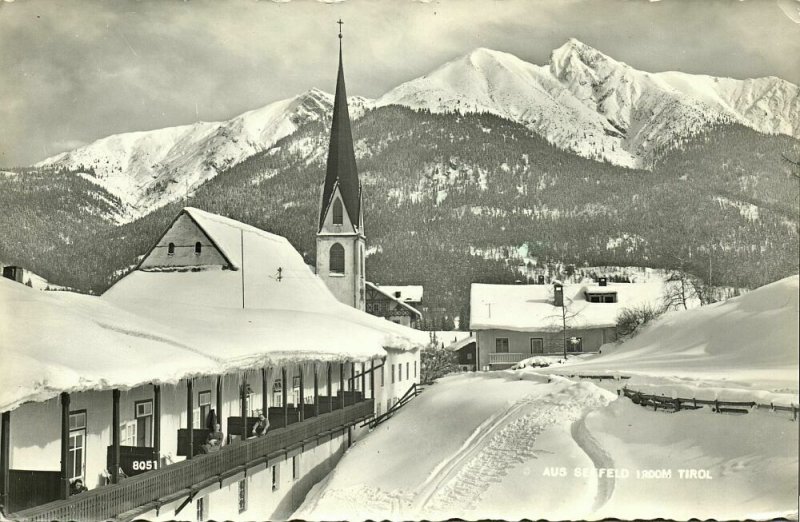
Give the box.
[470,279,665,370]
[0,29,427,521]
[365,283,423,328]
[446,335,477,372]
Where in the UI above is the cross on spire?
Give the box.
[337,19,343,39]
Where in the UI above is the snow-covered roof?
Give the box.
[0,278,218,412]
[1,209,430,411]
[366,282,422,317]
[470,281,666,332]
[373,284,423,303]
[445,334,476,352]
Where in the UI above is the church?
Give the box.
[0,26,426,521]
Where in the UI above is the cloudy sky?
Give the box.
[1,0,798,166]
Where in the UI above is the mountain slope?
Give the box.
[378,39,800,169]
[35,89,371,222]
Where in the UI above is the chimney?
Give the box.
[537,275,545,285]
[2,266,24,284]
[599,277,607,287]
[553,283,564,307]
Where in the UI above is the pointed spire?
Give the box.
[320,20,361,231]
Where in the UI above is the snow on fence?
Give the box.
[620,388,798,421]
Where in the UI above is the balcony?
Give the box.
[488,352,528,365]
[12,400,374,522]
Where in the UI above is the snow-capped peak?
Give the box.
[378,39,800,169]
[36,89,374,223]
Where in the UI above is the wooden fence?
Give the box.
[12,400,374,522]
[620,388,798,420]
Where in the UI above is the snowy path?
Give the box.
[414,383,613,518]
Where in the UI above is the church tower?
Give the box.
[316,21,366,311]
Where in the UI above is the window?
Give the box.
[376,403,382,416]
[467,353,473,361]
[195,242,202,255]
[530,338,544,355]
[272,379,283,407]
[197,391,211,429]
[603,295,615,303]
[413,361,417,378]
[68,411,86,481]
[332,199,343,225]
[406,362,409,381]
[167,242,175,256]
[271,465,280,492]
[292,455,300,480]
[568,337,583,353]
[135,400,153,447]
[196,497,206,522]
[293,376,301,406]
[329,244,345,274]
[391,364,395,383]
[495,338,509,353]
[238,479,248,514]
[380,366,384,387]
[121,421,136,447]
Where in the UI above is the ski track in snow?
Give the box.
[571,412,616,512]
[416,386,611,518]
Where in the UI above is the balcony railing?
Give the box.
[488,352,529,365]
[12,400,374,522]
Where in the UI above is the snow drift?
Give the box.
[559,275,799,392]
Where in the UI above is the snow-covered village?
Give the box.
[0,1,798,521]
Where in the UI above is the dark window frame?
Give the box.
[329,243,345,274]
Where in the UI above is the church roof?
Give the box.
[319,45,361,230]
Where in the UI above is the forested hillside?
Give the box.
[1,107,797,318]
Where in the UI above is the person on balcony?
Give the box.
[200,424,224,454]
[251,413,269,437]
[70,479,88,495]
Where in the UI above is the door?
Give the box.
[530,338,544,354]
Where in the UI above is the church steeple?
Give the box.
[319,20,361,231]
[316,20,366,311]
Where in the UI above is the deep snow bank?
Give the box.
[554,275,799,393]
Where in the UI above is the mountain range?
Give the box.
[3,40,798,318]
[34,39,799,223]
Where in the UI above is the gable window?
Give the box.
[332,199,343,225]
[167,243,175,256]
[495,338,509,353]
[329,244,345,274]
[530,338,544,354]
[195,242,202,255]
